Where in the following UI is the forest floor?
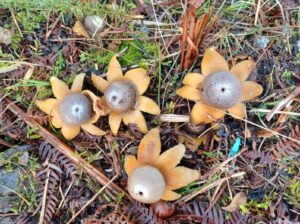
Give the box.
[0,0,300,223]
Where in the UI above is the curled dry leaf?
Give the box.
[0,26,12,45]
[222,192,247,212]
[73,21,90,38]
[178,134,208,151]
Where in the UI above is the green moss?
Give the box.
[80,50,115,67]
[52,51,65,77]
[284,179,300,209]
[118,38,158,66]
[236,193,277,217]
[2,0,127,21]
[79,37,158,70]
[16,11,46,34]
[37,86,52,99]
[26,125,41,139]
[19,157,39,210]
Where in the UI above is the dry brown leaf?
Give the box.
[222,192,247,212]
[73,21,89,38]
[178,134,207,151]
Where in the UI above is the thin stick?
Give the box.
[150,0,169,55]
[221,109,300,144]
[10,10,23,38]
[250,108,300,117]
[266,85,300,121]
[181,172,246,202]
[56,179,74,212]
[38,165,50,224]
[159,114,190,123]
[0,183,30,205]
[0,60,53,70]
[201,148,247,180]
[254,0,261,26]
[66,175,117,224]
[46,15,62,40]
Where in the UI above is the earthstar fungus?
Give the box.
[0,26,12,45]
[176,48,263,124]
[125,128,200,203]
[36,74,105,140]
[92,55,161,135]
[84,15,105,35]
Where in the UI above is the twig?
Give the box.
[38,164,50,224]
[250,108,300,117]
[222,109,300,144]
[45,15,62,40]
[0,183,30,205]
[254,0,261,26]
[56,179,74,212]
[10,10,23,38]
[266,85,300,121]
[201,148,247,180]
[0,63,23,74]
[180,172,246,202]
[4,98,128,199]
[66,175,117,224]
[150,0,169,55]
[0,60,53,70]
[159,114,190,123]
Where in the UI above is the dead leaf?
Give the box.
[178,134,207,151]
[222,192,247,212]
[73,21,89,38]
[179,9,218,69]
